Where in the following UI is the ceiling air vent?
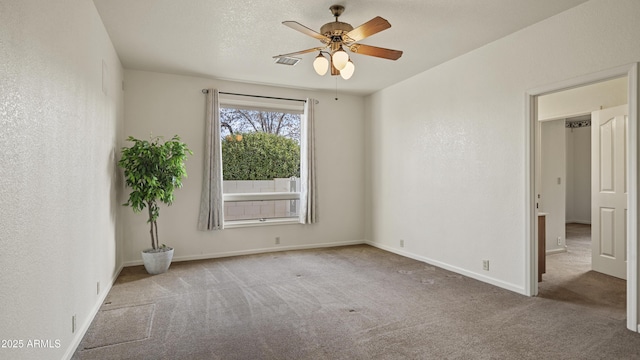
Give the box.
[274,56,301,66]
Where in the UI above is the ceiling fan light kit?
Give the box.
[274,4,403,80]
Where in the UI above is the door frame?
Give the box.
[525,63,639,332]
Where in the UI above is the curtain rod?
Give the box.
[201,89,307,103]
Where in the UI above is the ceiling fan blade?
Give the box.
[273,47,326,58]
[344,16,391,43]
[348,44,403,60]
[283,21,328,41]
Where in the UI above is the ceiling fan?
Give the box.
[273,5,403,80]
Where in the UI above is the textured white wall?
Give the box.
[566,126,592,224]
[0,1,124,359]
[566,127,576,222]
[365,0,640,294]
[538,77,628,121]
[121,70,365,264]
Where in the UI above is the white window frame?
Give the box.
[219,98,305,228]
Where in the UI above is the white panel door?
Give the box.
[591,104,628,280]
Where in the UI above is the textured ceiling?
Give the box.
[93,0,589,95]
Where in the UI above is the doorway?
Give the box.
[525,63,639,332]
[538,80,626,274]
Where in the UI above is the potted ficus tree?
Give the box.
[118,135,192,274]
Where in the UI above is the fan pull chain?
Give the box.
[335,77,339,101]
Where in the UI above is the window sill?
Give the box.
[224,218,301,229]
[224,192,300,202]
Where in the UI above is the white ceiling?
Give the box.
[93,0,589,96]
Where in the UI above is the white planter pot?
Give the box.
[141,247,174,275]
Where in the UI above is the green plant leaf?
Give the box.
[221,132,300,180]
[119,134,192,249]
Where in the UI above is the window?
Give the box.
[219,96,304,226]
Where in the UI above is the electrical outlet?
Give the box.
[557,236,562,246]
[275,237,280,245]
[482,260,490,271]
[72,315,76,333]
[400,239,404,248]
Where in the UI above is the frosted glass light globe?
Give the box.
[313,54,329,76]
[340,60,355,80]
[332,48,349,71]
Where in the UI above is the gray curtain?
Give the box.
[299,98,317,224]
[197,89,224,230]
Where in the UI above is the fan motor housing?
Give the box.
[320,21,353,38]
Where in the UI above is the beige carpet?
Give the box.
[539,223,626,320]
[73,242,640,359]
[81,304,155,349]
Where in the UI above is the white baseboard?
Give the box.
[63,263,124,360]
[566,220,591,225]
[364,241,526,295]
[123,240,366,267]
[546,247,567,255]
